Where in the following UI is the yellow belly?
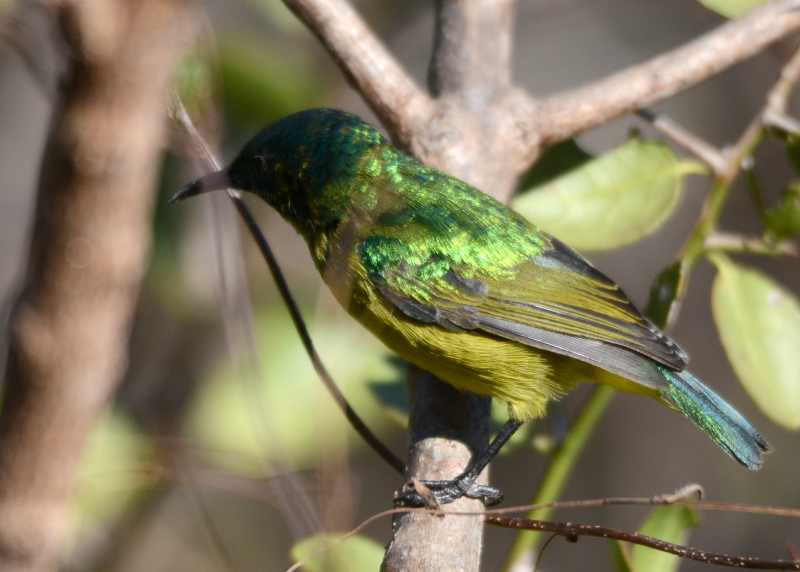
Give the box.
[320,248,653,420]
[344,274,569,419]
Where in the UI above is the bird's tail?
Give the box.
[657,366,770,470]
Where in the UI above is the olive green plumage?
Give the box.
[176,108,769,470]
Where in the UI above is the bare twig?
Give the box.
[705,231,799,256]
[531,0,800,145]
[683,46,800,265]
[636,108,727,175]
[486,515,800,570]
[282,487,800,572]
[281,0,434,147]
[171,98,405,475]
[0,2,195,570]
[764,109,800,134]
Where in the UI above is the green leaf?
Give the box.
[245,0,304,32]
[615,506,699,572]
[216,37,323,127]
[783,134,800,176]
[645,260,691,330]
[512,139,705,251]
[698,0,768,18]
[186,307,399,475]
[764,184,800,241]
[517,139,593,192]
[75,413,154,528]
[174,52,214,118]
[290,534,383,572]
[710,254,800,429]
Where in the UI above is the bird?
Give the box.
[171,107,769,507]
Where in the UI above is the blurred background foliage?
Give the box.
[1,0,799,571]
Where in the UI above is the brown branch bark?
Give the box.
[530,0,800,145]
[281,0,434,148]
[429,0,514,101]
[0,2,195,570]
[382,3,521,571]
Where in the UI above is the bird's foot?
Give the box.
[393,476,504,508]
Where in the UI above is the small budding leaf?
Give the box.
[710,254,800,430]
[615,506,699,572]
[512,139,705,251]
[764,184,800,241]
[291,534,384,572]
[645,260,691,330]
[698,0,768,18]
[783,134,800,175]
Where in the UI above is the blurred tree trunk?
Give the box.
[0,2,195,570]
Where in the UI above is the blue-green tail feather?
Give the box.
[658,366,770,470]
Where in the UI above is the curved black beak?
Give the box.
[168,170,231,204]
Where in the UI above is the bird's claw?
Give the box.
[393,477,504,508]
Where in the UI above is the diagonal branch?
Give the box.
[282,0,434,147]
[530,0,800,145]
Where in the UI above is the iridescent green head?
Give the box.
[171,108,388,236]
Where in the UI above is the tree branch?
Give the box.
[288,483,800,572]
[0,1,195,570]
[281,0,434,147]
[530,0,800,145]
[636,108,728,176]
[429,0,515,103]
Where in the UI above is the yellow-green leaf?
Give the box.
[710,255,800,429]
[698,0,768,18]
[74,413,154,528]
[645,259,692,330]
[216,37,322,127]
[615,506,698,572]
[512,139,704,251]
[186,308,398,475]
[291,534,383,572]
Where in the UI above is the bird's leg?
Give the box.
[395,419,524,508]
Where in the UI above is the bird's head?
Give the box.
[171,108,389,238]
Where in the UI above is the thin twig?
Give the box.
[764,109,800,135]
[282,487,800,572]
[705,231,799,256]
[487,515,800,570]
[171,97,405,475]
[683,46,800,265]
[281,0,434,147]
[636,108,727,175]
[530,0,800,145]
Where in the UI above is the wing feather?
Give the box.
[362,234,688,381]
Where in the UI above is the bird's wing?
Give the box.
[360,231,687,382]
